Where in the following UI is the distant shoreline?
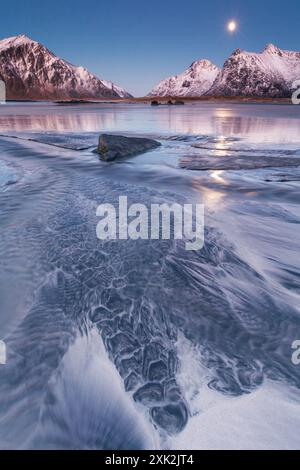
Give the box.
[128,96,293,105]
[4,96,295,105]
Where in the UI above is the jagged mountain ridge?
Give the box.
[0,35,132,100]
[149,44,300,98]
[148,59,220,97]
[209,44,300,97]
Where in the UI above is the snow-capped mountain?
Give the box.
[148,60,220,97]
[208,44,300,97]
[0,35,132,100]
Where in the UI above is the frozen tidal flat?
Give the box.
[0,102,299,449]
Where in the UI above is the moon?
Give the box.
[227,20,237,33]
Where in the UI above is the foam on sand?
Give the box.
[171,335,300,450]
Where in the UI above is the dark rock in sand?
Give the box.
[97,134,161,161]
[151,100,160,106]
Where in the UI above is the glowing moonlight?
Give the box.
[227,20,237,32]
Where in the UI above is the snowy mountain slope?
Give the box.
[0,35,132,100]
[148,60,220,97]
[101,79,132,99]
[208,44,300,97]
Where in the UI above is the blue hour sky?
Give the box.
[1,0,299,96]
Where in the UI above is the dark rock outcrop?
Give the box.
[97,134,161,161]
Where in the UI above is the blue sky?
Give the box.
[1,0,299,96]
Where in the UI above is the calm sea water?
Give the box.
[0,102,299,449]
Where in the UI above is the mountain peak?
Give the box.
[263,43,281,54]
[14,34,33,41]
[191,59,212,67]
[231,48,244,56]
[189,59,216,72]
[231,44,285,58]
[148,59,220,97]
[0,34,38,51]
